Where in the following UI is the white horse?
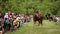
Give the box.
[54,16,60,22]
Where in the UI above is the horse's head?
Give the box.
[34,10,39,13]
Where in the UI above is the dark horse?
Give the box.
[45,13,53,21]
[33,10,43,25]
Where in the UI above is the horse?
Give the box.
[53,16,60,22]
[45,13,53,21]
[33,11,43,25]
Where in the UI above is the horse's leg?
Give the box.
[40,20,43,25]
[34,21,36,24]
[38,20,43,26]
[33,18,36,24]
[38,20,40,26]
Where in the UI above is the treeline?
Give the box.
[0,0,60,16]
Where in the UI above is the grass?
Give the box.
[6,19,60,34]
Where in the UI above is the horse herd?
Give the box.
[0,10,60,34]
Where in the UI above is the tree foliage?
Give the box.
[0,0,60,16]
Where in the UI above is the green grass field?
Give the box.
[7,19,60,34]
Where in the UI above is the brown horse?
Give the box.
[33,11,43,25]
